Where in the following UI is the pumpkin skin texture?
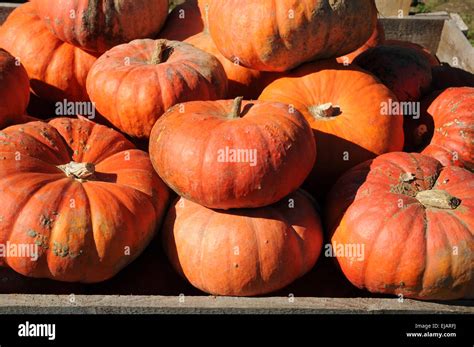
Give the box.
[31,0,169,54]
[337,20,385,65]
[0,48,30,129]
[0,3,98,102]
[163,191,323,296]
[259,61,404,196]
[149,98,316,209]
[421,87,474,171]
[0,117,170,282]
[86,39,228,139]
[353,45,433,102]
[159,0,204,42]
[207,0,377,72]
[326,152,474,300]
[431,63,474,91]
[384,40,440,67]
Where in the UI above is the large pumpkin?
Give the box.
[207,0,377,72]
[0,48,30,129]
[337,20,385,65]
[0,3,97,102]
[86,39,228,139]
[31,0,169,54]
[149,97,316,209]
[259,61,404,195]
[421,87,474,171]
[353,45,433,102]
[326,152,473,300]
[159,0,204,42]
[163,190,323,296]
[0,117,170,282]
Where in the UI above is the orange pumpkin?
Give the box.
[207,0,377,72]
[326,152,473,300]
[31,0,169,54]
[0,48,30,129]
[259,61,404,196]
[163,191,323,296]
[0,3,97,102]
[86,39,228,139]
[159,0,204,41]
[0,117,170,282]
[149,97,316,209]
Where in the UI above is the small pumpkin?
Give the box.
[421,87,474,171]
[0,117,170,282]
[0,48,30,129]
[149,97,316,209]
[431,63,474,91]
[31,0,169,54]
[337,20,385,65]
[384,40,440,67]
[259,60,404,196]
[159,0,204,42]
[208,0,377,72]
[353,45,433,102]
[163,190,323,296]
[326,152,474,300]
[86,39,228,139]
[0,3,97,102]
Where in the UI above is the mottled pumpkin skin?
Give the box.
[422,87,474,171]
[259,61,404,196]
[326,152,473,300]
[0,49,30,129]
[163,191,323,296]
[431,64,474,91]
[337,20,385,65]
[208,0,377,72]
[353,45,433,102]
[86,39,228,139]
[31,0,169,54]
[0,118,170,282]
[0,4,97,102]
[159,0,204,41]
[384,40,440,67]
[149,99,316,209]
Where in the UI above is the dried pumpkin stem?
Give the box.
[57,161,95,181]
[150,40,167,65]
[229,96,244,119]
[309,103,341,119]
[415,189,461,209]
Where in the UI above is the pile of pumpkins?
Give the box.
[0,0,472,300]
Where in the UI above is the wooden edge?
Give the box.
[0,295,472,314]
[437,19,474,73]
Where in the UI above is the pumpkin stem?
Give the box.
[57,161,95,181]
[150,40,170,65]
[229,96,244,119]
[309,103,341,119]
[415,189,461,209]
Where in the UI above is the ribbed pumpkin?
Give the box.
[337,20,385,65]
[149,97,316,209]
[384,40,440,67]
[0,3,97,102]
[326,152,473,300]
[259,61,404,195]
[208,0,377,72]
[431,64,474,91]
[353,45,433,102]
[86,39,228,139]
[0,117,170,282]
[421,87,474,171]
[0,48,30,129]
[159,0,204,41]
[31,0,169,54]
[163,191,323,296]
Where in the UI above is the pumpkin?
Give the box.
[0,117,170,282]
[337,20,385,65]
[86,39,228,139]
[149,97,316,209]
[259,60,404,196]
[353,45,433,102]
[325,152,474,300]
[159,0,204,42]
[31,0,169,54]
[431,63,474,91]
[207,0,377,72]
[162,190,323,296]
[0,3,98,102]
[421,87,474,171]
[0,48,30,129]
[384,40,440,67]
